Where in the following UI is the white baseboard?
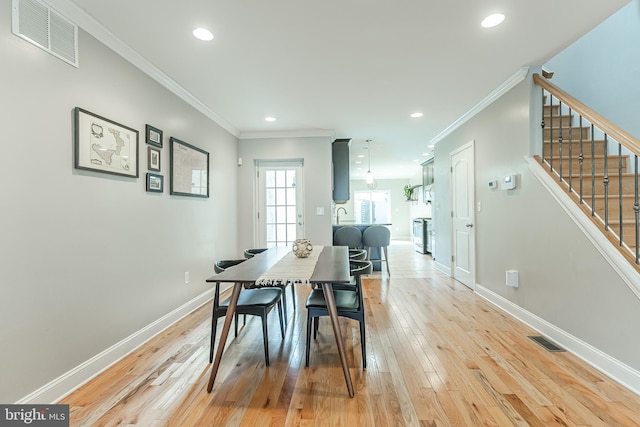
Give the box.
[434,260,451,276]
[475,284,640,397]
[16,289,214,404]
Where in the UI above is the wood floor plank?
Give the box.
[60,241,640,426]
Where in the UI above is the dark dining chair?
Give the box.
[362,225,391,276]
[243,247,296,320]
[305,260,372,369]
[210,259,284,366]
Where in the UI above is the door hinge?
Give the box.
[450,166,453,173]
[451,255,454,262]
[451,211,454,218]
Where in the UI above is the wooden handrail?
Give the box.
[533,73,640,158]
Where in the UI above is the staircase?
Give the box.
[534,74,640,268]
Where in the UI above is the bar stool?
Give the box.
[362,225,391,276]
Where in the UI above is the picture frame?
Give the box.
[148,147,161,172]
[145,124,163,148]
[74,107,139,178]
[170,137,209,198]
[146,173,164,193]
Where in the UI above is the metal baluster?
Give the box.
[579,115,584,204]
[568,107,573,191]
[618,142,623,245]
[558,101,564,181]
[635,155,639,263]
[541,89,546,163]
[549,94,554,173]
[591,124,596,216]
[604,134,609,230]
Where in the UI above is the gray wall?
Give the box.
[545,0,640,139]
[433,73,640,372]
[0,7,239,402]
[237,137,333,249]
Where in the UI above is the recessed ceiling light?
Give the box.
[481,13,505,28]
[357,154,365,158]
[428,144,435,148]
[410,112,423,118]
[355,161,362,164]
[192,28,214,41]
[265,116,276,122]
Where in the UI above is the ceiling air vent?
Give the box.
[12,0,78,67]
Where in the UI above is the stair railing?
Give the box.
[533,73,640,265]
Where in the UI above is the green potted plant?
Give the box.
[403,185,414,201]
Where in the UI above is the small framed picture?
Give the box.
[148,147,161,172]
[145,124,163,148]
[146,173,163,193]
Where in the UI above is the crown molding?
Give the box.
[239,129,336,140]
[43,0,240,138]
[430,66,530,146]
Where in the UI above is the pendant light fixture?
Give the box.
[365,139,374,184]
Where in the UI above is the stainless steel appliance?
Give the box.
[413,218,433,255]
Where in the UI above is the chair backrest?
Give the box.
[348,248,367,260]
[350,260,373,277]
[214,259,246,274]
[333,226,362,249]
[362,225,390,247]
[244,248,267,259]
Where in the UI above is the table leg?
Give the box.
[321,282,355,397]
[207,283,242,393]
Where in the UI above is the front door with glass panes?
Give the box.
[256,162,304,247]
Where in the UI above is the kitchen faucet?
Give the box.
[336,207,347,224]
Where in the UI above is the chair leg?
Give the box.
[234,313,239,337]
[383,246,390,276]
[277,300,285,339]
[305,312,312,367]
[313,317,319,339]
[280,287,288,323]
[360,318,367,369]
[209,316,218,363]
[261,314,270,366]
[290,283,297,310]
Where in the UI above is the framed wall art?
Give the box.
[74,107,139,178]
[148,147,161,172]
[146,173,164,193]
[170,137,209,198]
[145,124,163,148]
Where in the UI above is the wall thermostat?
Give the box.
[488,179,498,189]
[503,174,516,190]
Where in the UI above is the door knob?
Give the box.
[466,223,473,228]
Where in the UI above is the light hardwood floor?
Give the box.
[62,241,640,426]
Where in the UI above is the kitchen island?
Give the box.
[332,224,391,271]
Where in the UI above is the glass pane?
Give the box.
[287,206,296,223]
[287,224,297,241]
[266,188,275,205]
[266,170,275,187]
[286,188,296,204]
[276,224,287,241]
[276,207,287,223]
[266,206,276,223]
[266,224,276,242]
[276,188,286,205]
[275,170,286,187]
[286,170,296,188]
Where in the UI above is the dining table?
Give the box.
[205,245,355,397]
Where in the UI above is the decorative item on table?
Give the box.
[292,239,313,258]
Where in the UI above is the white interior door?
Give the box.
[256,162,304,247]
[450,141,475,289]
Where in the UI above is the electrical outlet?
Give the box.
[184,272,190,284]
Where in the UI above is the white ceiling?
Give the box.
[51,0,629,179]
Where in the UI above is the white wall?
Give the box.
[0,7,238,402]
[433,73,640,373]
[237,137,333,249]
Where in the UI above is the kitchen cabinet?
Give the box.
[332,138,351,203]
[422,158,434,203]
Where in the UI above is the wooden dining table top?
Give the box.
[206,245,351,285]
